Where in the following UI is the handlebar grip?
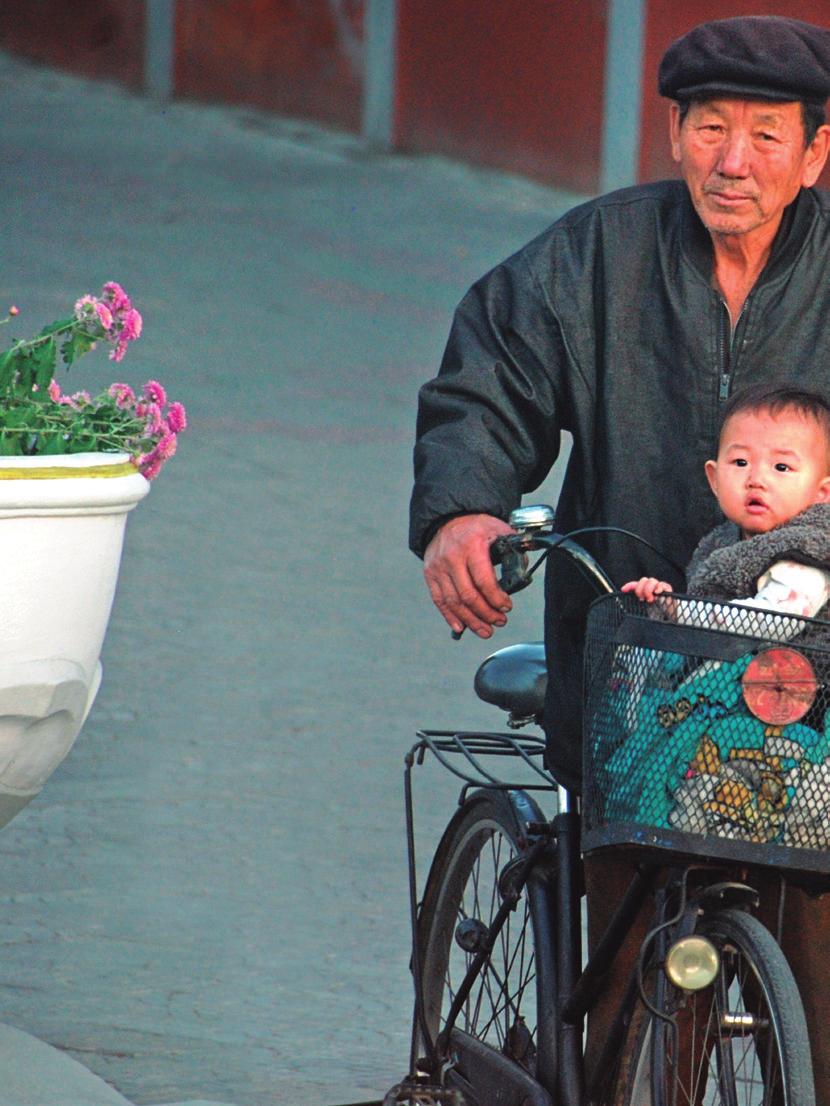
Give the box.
[493,540,532,595]
[489,536,510,564]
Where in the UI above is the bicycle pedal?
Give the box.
[383,1079,466,1106]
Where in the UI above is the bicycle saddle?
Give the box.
[474,641,547,722]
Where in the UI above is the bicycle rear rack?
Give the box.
[409,729,557,798]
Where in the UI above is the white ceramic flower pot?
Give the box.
[0,453,148,826]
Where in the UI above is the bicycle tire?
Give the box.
[615,906,814,1106]
[413,788,557,1101]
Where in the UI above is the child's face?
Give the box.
[705,407,830,537]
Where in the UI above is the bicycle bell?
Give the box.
[509,504,555,531]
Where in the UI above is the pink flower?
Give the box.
[95,302,114,331]
[74,295,98,321]
[135,453,162,480]
[143,402,164,435]
[51,388,83,408]
[157,433,177,460]
[121,308,142,341]
[136,433,177,480]
[166,401,187,433]
[110,338,129,363]
[74,295,112,336]
[108,308,142,362]
[108,382,135,409]
[102,282,131,313]
[143,379,165,406]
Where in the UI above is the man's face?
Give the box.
[704,407,830,537]
[670,99,830,241]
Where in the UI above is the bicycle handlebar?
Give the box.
[490,528,617,597]
[451,506,681,639]
[450,511,617,640]
[491,517,619,597]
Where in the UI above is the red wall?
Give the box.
[394,0,607,194]
[640,0,830,184]
[0,0,145,88]
[175,0,365,134]
[7,1,830,195]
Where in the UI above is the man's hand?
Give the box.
[423,514,516,637]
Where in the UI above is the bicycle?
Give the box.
[387,504,830,1106]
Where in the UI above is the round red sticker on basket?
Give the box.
[741,647,818,725]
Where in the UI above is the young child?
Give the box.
[600,384,830,845]
[623,383,830,624]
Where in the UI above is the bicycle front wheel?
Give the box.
[617,907,814,1106]
[414,788,556,1097]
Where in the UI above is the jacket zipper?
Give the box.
[718,294,752,401]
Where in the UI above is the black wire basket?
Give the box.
[582,591,830,875]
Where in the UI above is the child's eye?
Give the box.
[732,458,748,467]
[775,462,791,472]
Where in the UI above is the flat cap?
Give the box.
[659,15,830,105]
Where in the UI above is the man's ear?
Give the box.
[704,459,718,495]
[669,102,682,164]
[813,475,830,503]
[802,125,830,189]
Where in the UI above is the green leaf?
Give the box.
[37,316,74,339]
[43,434,68,455]
[61,331,96,368]
[0,348,16,393]
[30,336,57,392]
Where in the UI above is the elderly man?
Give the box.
[411,15,830,787]
[410,13,830,1096]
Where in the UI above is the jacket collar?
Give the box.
[688,502,830,598]
[680,186,815,288]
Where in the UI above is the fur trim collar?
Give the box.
[686,502,830,599]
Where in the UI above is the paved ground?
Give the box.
[0,51,584,1105]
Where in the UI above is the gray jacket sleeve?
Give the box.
[408,254,567,557]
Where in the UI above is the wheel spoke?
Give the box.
[455,833,538,1047]
[417,796,551,1084]
[475,944,537,1043]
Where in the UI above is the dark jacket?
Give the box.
[410,181,830,789]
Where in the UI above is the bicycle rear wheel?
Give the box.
[413,788,556,1101]
[616,907,813,1106]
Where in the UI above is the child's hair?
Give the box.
[719,383,830,459]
